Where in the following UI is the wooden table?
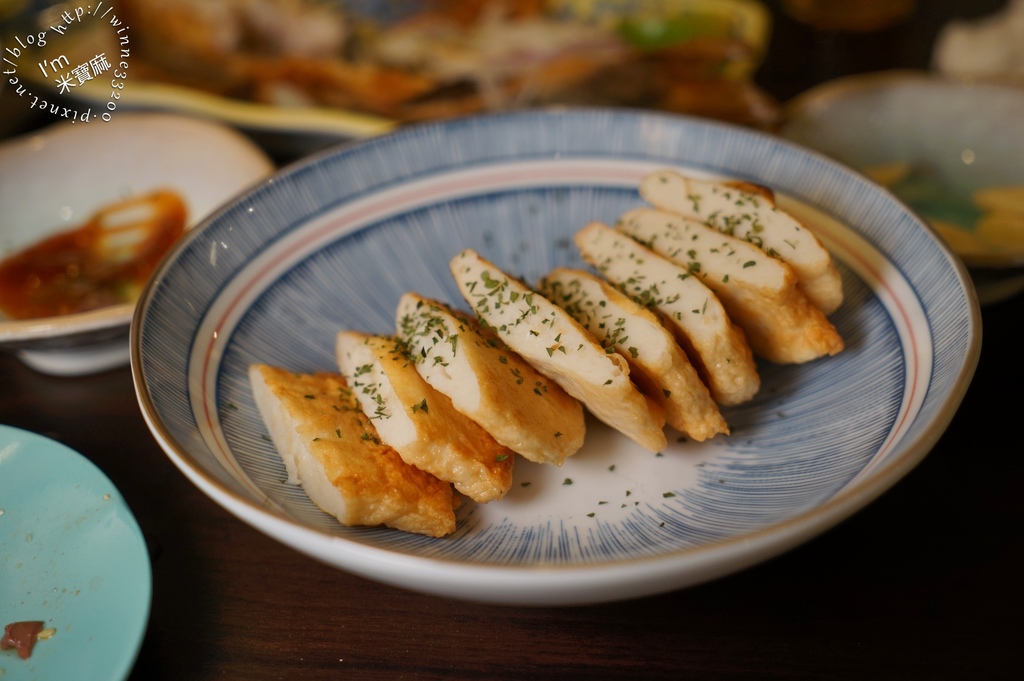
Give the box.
[2,2,1021,678]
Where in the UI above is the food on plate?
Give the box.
[336,331,515,503]
[574,221,760,406]
[249,363,457,537]
[538,267,728,441]
[396,291,586,465]
[638,169,844,314]
[0,191,187,320]
[365,0,630,117]
[247,170,845,537]
[1,621,54,660]
[616,207,844,363]
[113,0,778,127]
[451,249,668,452]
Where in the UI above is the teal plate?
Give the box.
[0,425,151,680]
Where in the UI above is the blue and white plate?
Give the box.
[132,109,980,605]
[0,425,151,679]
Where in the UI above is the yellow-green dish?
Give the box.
[780,70,1024,303]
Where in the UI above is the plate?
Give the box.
[0,425,151,679]
[132,109,980,605]
[56,78,397,162]
[779,70,1024,305]
[0,112,274,375]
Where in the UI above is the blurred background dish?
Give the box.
[779,0,917,32]
[932,0,1024,84]
[0,112,273,375]
[7,0,776,161]
[779,70,1024,304]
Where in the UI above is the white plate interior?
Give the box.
[781,72,1024,195]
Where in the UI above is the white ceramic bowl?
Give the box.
[0,113,274,375]
[132,109,980,605]
[779,70,1024,304]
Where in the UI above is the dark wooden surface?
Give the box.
[3,2,1022,679]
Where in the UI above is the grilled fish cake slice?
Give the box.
[617,207,844,364]
[575,222,759,407]
[539,267,728,441]
[337,331,514,503]
[451,249,667,453]
[396,292,585,466]
[249,364,456,537]
[639,169,843,314]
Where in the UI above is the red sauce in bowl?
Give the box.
[0,190,187,320]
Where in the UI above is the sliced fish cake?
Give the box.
[249,364,456,538]
[575,222,759,407]
[539,267,728,441]
[450,249,667,453]
[396,292,585,466]
[639,169,843,314]
[337,331,514,503]
[617,207,844,364]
